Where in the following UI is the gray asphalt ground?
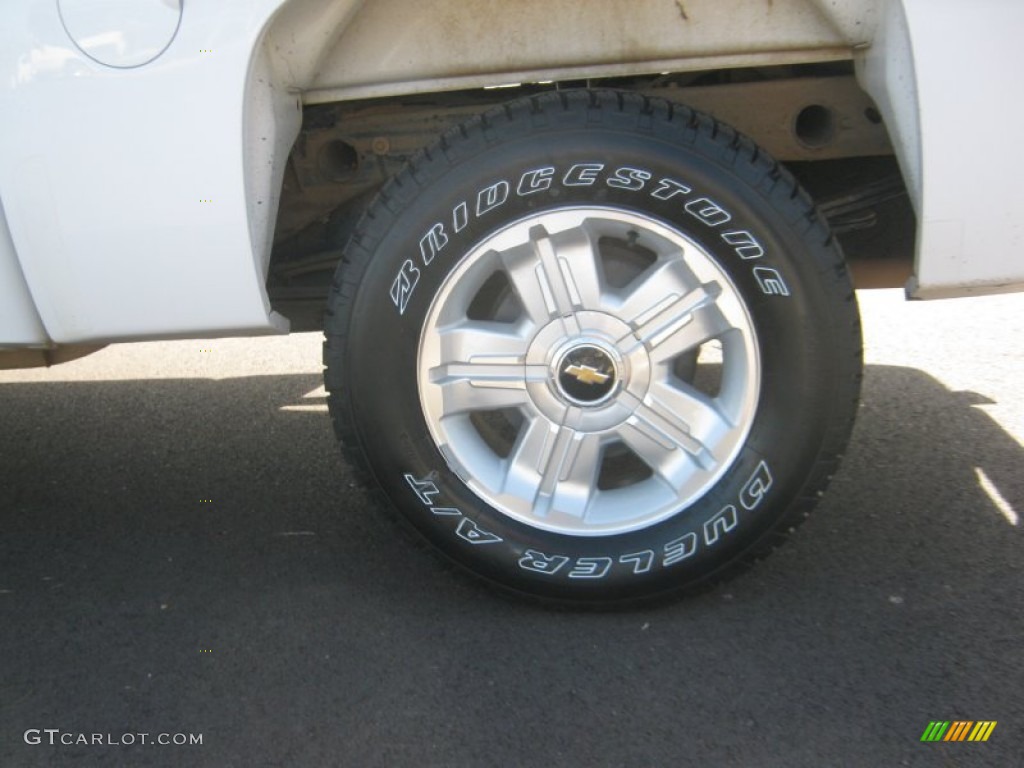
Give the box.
[1,289,1021,767]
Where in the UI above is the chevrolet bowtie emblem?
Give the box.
[563,363,610,385]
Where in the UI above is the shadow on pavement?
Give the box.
[0,365,1020,767]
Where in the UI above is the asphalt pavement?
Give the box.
[1,289,1021,767]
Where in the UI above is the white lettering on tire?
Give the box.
[607,166,652,191]
[685,197,732,227]
[650,178,692,200]
[456,518,503,545]
[740,460,772,510]
[517,167,555,196]
[568,557,614,579]
[476,180,510,216]
[390,260,421,315]
[563,163,604,186]
[431,507,462,516]
[411,453,772,578]
[391,163,794,313]
[753,266,790,297]
[619,550,656,574]
[405,472,502,544]
[511,460,774,578]
[419,223,448,265]
[662,533,698,566]
[702,505,738,546]
[721,230,765,260]
[519,549,570,575]
[452,201,469,233]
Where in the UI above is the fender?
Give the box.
[0,0,303,344]
[856,0,1024,298]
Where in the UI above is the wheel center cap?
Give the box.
[555,343,619,405]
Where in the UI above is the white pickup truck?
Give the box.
[2,0,1021,604]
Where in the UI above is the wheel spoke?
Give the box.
[623,282,731,364]
[429,321,540,413]
[545,224,604,311]
[503,417,603,520]
[645,379,733,452]
[615,390,720,488]
[437,321,530,365]
[430,367,536,413]
[500,224,603,323]
[614,256,696,324]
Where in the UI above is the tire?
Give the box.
[324,90,861,605]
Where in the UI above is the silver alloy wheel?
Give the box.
[418,207,760,536]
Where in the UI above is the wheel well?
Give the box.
[267,67,912,331]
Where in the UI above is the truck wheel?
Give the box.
[324,90,861,605]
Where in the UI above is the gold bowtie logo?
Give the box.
[563,363,610,385]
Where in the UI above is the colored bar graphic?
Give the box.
[920,721,949,742]
[968,722,997,742]
[921,720,996,742]
[944,721,973,741]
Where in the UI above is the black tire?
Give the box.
[324,90,861,605]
